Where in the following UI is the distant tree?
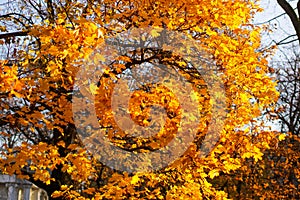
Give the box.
[272,46,300,135]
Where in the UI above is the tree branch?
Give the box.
[277,0,300,45]
[254,11,288,25]
[297,0,300,20]
[275,34,297,45]
[0,31,29,39]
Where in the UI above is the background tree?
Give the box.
[272,0,300,135]
[273,46,300,135]
[0,0,280,199]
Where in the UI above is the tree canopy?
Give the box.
[0,0,284,199]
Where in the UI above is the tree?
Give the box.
[270,0,300,135]
[209,1,300,198]
[0,0,280,199]
[273,46,300,135]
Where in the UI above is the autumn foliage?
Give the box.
[0,0,297,199]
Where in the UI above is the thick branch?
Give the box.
[277,0,300,45]
[0,13,33,24]
[298,0,300,18]
[0,31,29,39]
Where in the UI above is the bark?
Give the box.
[0,31,29,39]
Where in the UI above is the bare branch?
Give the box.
[254,12,288,25]
[277,0,300,45]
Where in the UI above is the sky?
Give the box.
[254,0,298,59]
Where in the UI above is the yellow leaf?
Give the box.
[67,144,78,150]
[89,83,98,95]
[11,90,23,98]
[278,134,286,141]
[208,169,219,179]
[150,29,160,37]
[14,80,23,91]
[57,141,65,148]
[130,175,139,185]
[61,185,68,190]
[83,188,96,194]
[51,191,63,198]
[57,18,65,24]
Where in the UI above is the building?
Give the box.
[0,175,48,200]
